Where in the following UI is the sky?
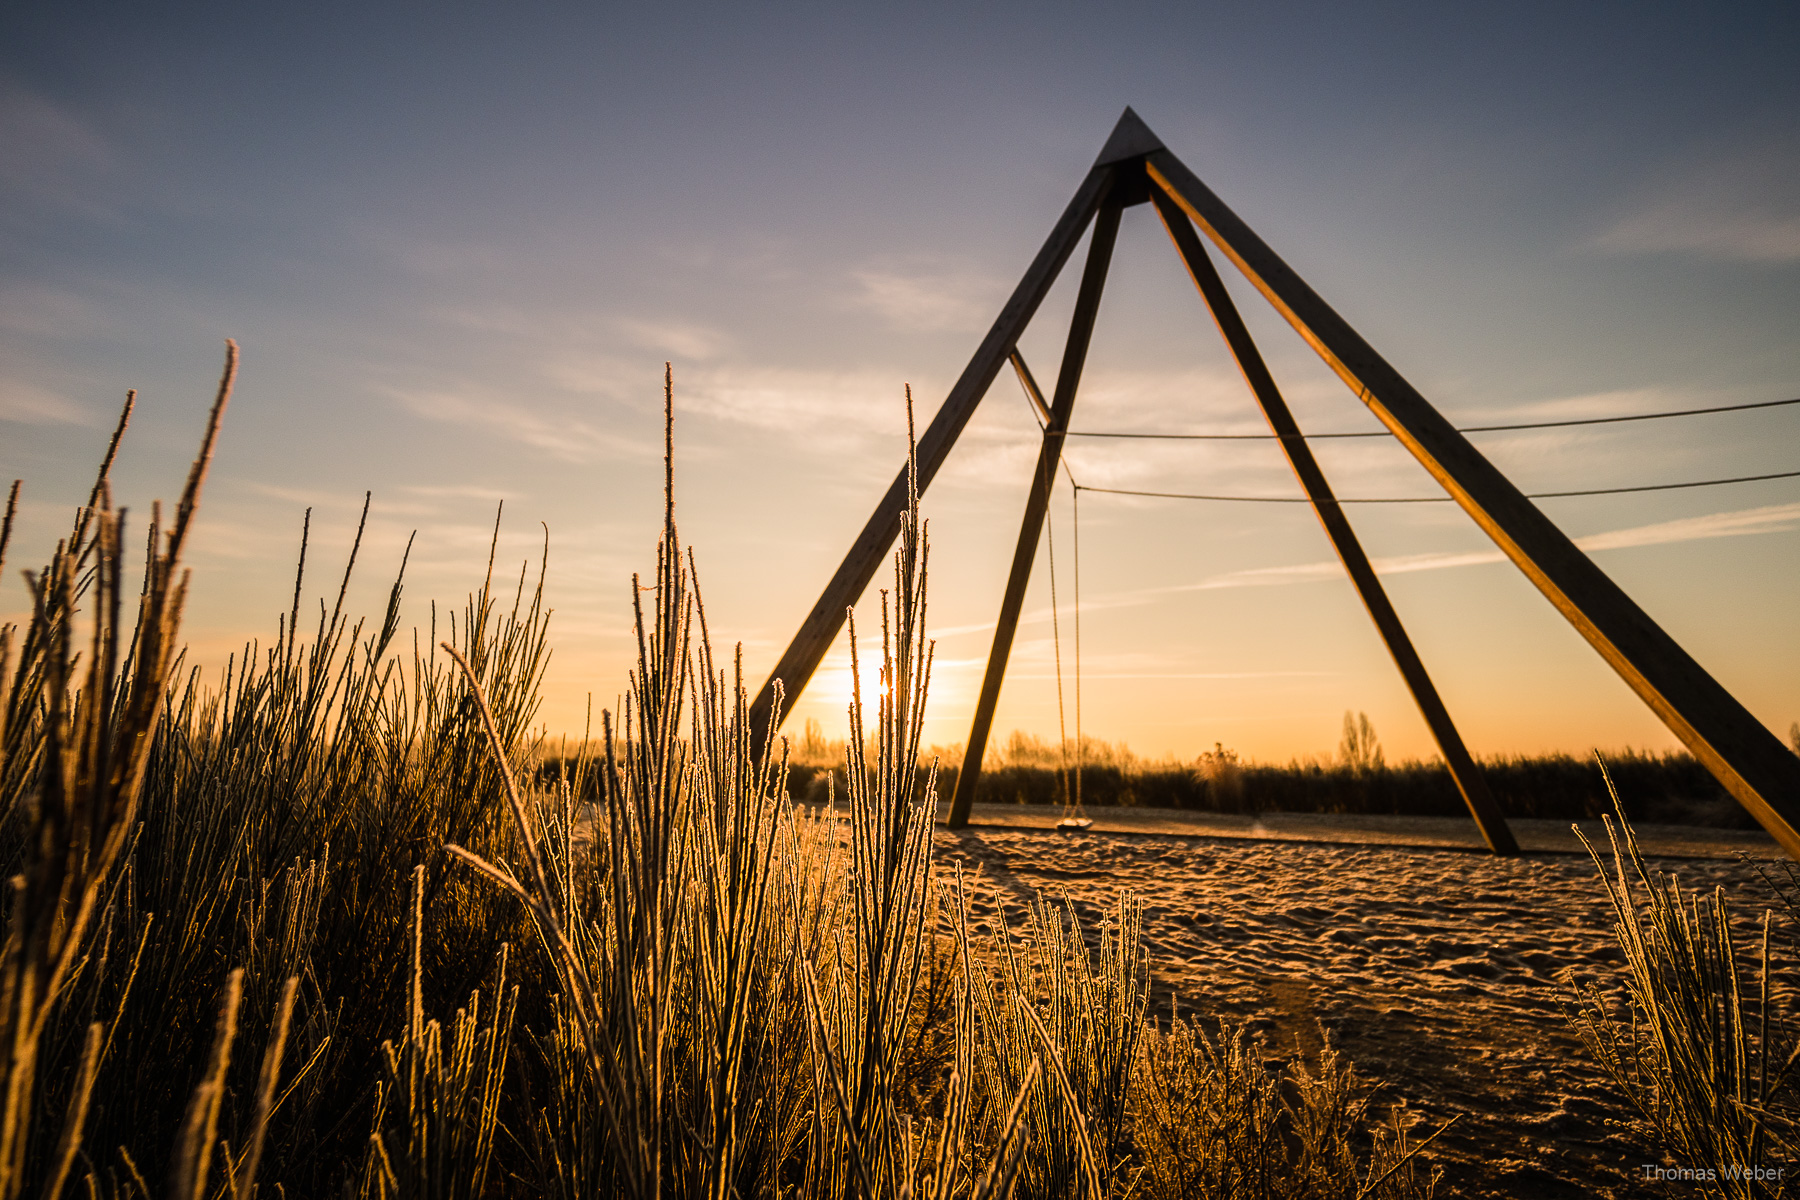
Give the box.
[2,1,1798,766]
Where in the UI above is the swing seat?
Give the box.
[1055,816,1094,833]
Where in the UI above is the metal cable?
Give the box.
[1065,395,1800,441]
[1075,468,1800,505]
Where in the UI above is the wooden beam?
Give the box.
[1151,189,1518,854]
[1145,146,1800,858]
[745,161,1116,749]
[946,200,1124,827]
[1009,349,1052,426]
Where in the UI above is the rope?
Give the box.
[1046,473,1073,818]
[1015,354,1091,819]
[1071,482,1082,816]
[1075,468,1800,505]
[1015,357,1089,819]
[1065,395,1800,441]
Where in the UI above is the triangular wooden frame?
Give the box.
[748,108,1800,858]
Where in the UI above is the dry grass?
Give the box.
[1133,1013,1446,1200]
[0,356,1449,1198]
[1567,766,1800,1196]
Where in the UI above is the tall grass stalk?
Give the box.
[799,392,964,1198]
[948,877,1146,1199]
[0,345,240,1200]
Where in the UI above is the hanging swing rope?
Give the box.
[1045,472,1072,815]
[1044,472,1092,832]
[1071,480,1082,819]
[1012,350,1089,829]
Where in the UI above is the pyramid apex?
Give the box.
[1093,107,1165,167]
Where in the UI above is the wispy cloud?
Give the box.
[680,362,925,447]
[1190,551,1501,589]
[998,670,1332,681]
[0,81,116,222]
[617,317,731,361]
[0,283,106,340]
[1591,150,1800,264]
[397,483,513,502]
[1595,208,1800,265]
[0,379,92,426]
[1575,500,1800,551]
[242,483,376,511]
[1187,500,1800,591]
[929,587,1161,639]
[927,500,1800,636]
[1471,387,1678,422]
[241,481,516,524]
[851,260,1003,332]
[385,385,658,463]
[381,237,515,282]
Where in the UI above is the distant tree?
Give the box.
[1193,742,1244,807]
[1790,720,1799,756]
[1340,710,1386,774]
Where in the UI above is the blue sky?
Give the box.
[3,1,1797,762]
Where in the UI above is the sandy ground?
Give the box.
[935,805,1795,1199]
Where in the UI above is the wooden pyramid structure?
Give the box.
[746,109,1800,858]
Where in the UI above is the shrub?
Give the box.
[1133,1013,1442,1199]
